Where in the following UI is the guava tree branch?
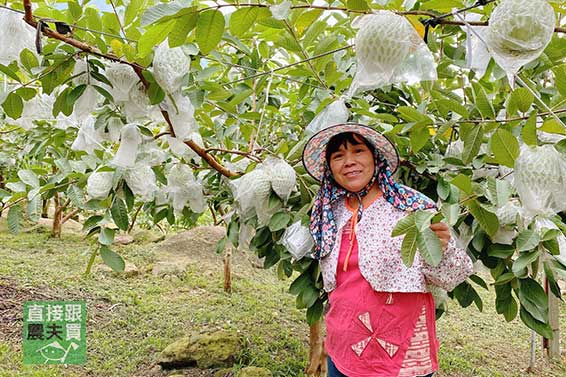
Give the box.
[22,0,237,178]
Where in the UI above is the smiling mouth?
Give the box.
[344,171,362,177]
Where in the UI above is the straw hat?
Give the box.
[302,123,399,182]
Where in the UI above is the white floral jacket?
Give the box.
[319,196,474,293]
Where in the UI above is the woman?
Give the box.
[302,124,474,377]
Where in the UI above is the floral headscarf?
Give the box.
[309,150,436,260]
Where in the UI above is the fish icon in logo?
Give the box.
[36,341,79,363]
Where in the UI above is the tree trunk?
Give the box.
[223,247,232,294]
[305,320,326,377]
[50,193,62,238]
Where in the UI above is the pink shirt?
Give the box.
[325,197,438,377]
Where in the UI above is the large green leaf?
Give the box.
[17,170,40,188]
[196,10,225,55]
[467,200,499,237]
[111,197,130,231]
[416,227,443,266]
[169,13,198,47]
[7,204,22,234]
[99,245,125,272]
[2,92,23,119]
[137,19,176,58]
[391,213,416,237]
[401,228,419,267]
[515,229,540,252]
[269,211,291,232]
[462,124,484,164]
[229,7,259,37]
[491,128,520,168]
[472,82,495,119]
[507,87,534,115]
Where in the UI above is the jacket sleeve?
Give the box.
[420,237,474,292]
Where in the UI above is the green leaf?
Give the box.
[111,197,129,231]
[7,204,22,234]
[467,200,499,237]
[391,213,416,237]
[269,212,291,232]
[495,284,518,321]
[27,195,42,222]
[141,0,193,26]
[229,7,258,37]
[196,10,225,55]
[147,82,165,105]
[491,128,520,168]
[169,13,198,47]
[521,113,538,146]
[15,87,36,101]
[215,236,227,254]
[67,84,87,108]
[401,228,419,267]
[512,250,541,277]
[301,285,319,308]
[472,82,495,119]
[397,106,432,123]
[507,88,534,115]
[98,227,116,246]
[227,219,239,248]
[289,271,311,295]
[520,306,552,339]
[93,85,114,102]
[99,245,125,272]
[306,298,323,325]
[2,92,23,119]
[488,244,515,259]
[414,210,436,232]
[409,124,430,153]
[137,19,176,58]
[0,63,21,82]
[552,64,566,97]
[516,229,540,252]
[125,0,143,24]
[17,169,40,188]
[20,49,39,72]
[83,215,104,232]
[540,118,566,135]
[462,124,484,164]
[450,174,472,194]
[417,227,443,266]
[518,278,548,323]
[346,0,370,11]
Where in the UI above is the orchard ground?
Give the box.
[1,219,566,377]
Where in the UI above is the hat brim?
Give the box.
[302,123,400,182]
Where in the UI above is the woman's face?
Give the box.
[328,134,375,192]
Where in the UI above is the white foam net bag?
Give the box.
[280,221,314,260]
[485,0,555,76]
[263,157,296,202]
[231,167,272,220]
[105,62,139,102]
[124,164,157,201]
[112,124,142,168]
[153,41,190,94]
[351,11,437,93]
[86,171,114,200]
[513,145,566,218]
[0,8,35,65]
[10,93,54,130]
[71,116,100,154]
[164,93,198,141]
[165,164,206,214]
[305,98,349,136]
[496,200,522,226]
[138,141,168,166]
[270,1,292,21]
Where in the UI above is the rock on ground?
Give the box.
[158,329,241,369]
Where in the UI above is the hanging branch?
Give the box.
[21,0,237,178]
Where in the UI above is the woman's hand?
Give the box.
[430,222,451,250]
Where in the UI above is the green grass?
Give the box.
[2,222,566,376]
